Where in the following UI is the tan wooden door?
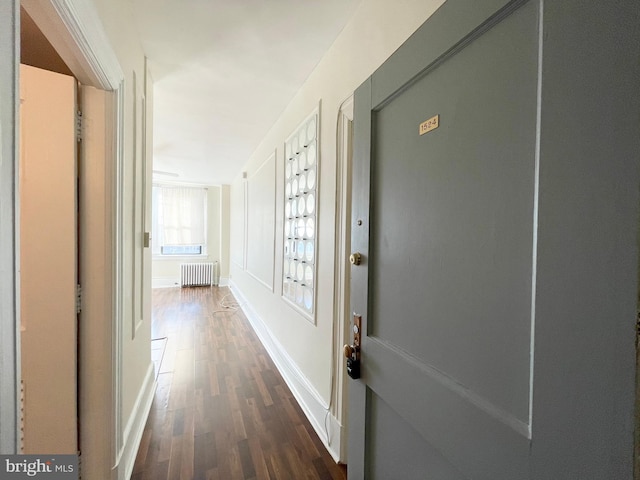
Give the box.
[20,63,78,454]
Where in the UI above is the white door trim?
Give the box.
[332,94,354,463]
[20,0,126,469]
[0,0,20,454]
[21,0,122,90]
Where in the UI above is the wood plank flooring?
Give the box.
[132,286,347,480]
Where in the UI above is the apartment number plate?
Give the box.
[419,114,439,135]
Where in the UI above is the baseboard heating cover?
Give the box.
[180,262,218,287]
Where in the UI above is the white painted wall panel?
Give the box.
[246,152,276,290]
[230,179,246,269]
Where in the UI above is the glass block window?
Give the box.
[282,110,318,320]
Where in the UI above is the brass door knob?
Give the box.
[349,252,362,266]
[344,344,355,359]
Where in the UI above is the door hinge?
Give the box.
[75,110,83,142]
[76,284,82,314]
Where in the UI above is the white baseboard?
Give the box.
[218,276,230,287]
[115,363,156,480]
[152,277,180,288]
[229,282,344,463]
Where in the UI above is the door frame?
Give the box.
[0,0,20,454]
[17,0,127,471]
[332,94,354,463]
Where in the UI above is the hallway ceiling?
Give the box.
[131,0,361,185]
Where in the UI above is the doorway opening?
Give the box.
[18,1,124,476]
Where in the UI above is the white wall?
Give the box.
[84,0,155,476]
[152,184,224,287]
[229,0,445,459]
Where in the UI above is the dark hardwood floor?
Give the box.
[132,286,347,480]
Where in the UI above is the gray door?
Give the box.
[348,0,639,479]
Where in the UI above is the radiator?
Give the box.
[180,262,218,287]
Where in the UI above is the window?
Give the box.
[152,185,207,256]
[282,109,318,320]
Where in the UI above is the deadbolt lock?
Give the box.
[344,344,360,379]
[350,252,362,266]
[345,315,362,379]
[346,356,360,379]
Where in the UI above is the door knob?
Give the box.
[350,252,362,265]
[344,344,356,359]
